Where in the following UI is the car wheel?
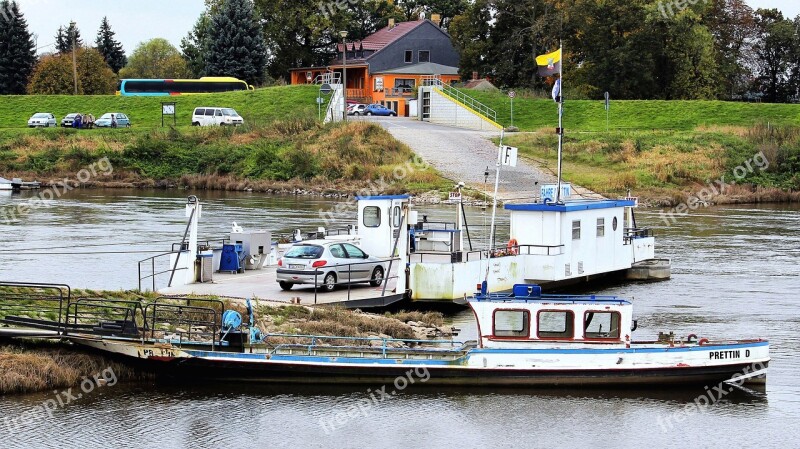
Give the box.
[192,122,200,127]
[369,267,385,287]
[354,112,360,116]
[322,272,337,292]
[366,111,372,116]
[279,281,293,291]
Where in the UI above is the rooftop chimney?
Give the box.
[431,13,441,27]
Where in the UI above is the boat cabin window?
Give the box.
[584,311,621,339]
[572,220,581,240]
[537,310,574,339]
[597,218,605,237]
[493,310,530,338]
[363,206,381,228]
[392,206,401,227]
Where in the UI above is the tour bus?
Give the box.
[118,77,254,96]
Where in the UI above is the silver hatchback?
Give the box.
[276,240,387,292]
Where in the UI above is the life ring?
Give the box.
[686,333,698,343]
[507,239,519,255]
[698,338,709,346]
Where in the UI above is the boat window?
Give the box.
[493,310,530,338]
[537,310,574,339]
[572,220,581,240]
[363,206,381,228]
[597,218,605,237]
[584,311,621,339]
[392,206,401,227]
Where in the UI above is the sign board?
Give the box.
[508,90,516,99]
[604,92,610,111]
[501,145,518,167]
[448,191,462,202]
[162,103,176,115]
[624,196,639,207]
[320,83,333,95]
[541,184,571,202]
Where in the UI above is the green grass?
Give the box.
[459,89,800,131]
[0,85,320,129]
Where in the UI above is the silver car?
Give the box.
[28,113,56,128]
[276,240,387,292]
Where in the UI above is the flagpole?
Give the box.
[556,42,564,204]
[486,130,504,283]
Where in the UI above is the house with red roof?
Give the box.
[289,17,461,116]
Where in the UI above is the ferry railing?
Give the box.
[264,333,467,358]
[0,282,71,334]
[142,297,224,350]
[138,251,188,293]
[624,228,653,245]
[63,298,144,338]
[409,244,565,264]
[303,257,402,305]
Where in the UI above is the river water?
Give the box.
[0,190,798,448]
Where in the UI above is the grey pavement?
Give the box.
[359,116,598,202]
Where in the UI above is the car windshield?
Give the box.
[99,114,113,120]
[222,109,239,116]
[67,114,78,118]
[284,245,324,259]
[33,113,49,118]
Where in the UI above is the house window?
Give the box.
[493,310,530,338]
[363,206,381,228]
[404,50,413,63]
[374,77,384,92]
[584,311,621,339]
[572,220,581,240]
[597,218,605,237]
[419,50,430,63]
[537,310,574,339]
[394,78,416,93]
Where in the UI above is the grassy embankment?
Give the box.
[0,286,446,395]
[0,86,447,194]
[463,90,800,203]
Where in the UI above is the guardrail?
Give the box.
[624,228,653,245]
[409,244,565,263]
[142,297,223,350]
[422,75,499,125]
[265,333,467,357]
[64,298,144,337]
[0,282,71,334]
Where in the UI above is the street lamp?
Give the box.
[340,30,348,122]
[70,21,77,95]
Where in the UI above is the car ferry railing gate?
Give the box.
[0,282,71,334]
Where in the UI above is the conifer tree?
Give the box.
[55,22,82,53]
[205,0,267,85]
[95,17,127,73]
[0,1,36,94]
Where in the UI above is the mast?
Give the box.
[485,130,504,282]
[555,42,564,204]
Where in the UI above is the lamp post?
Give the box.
[340,30,348,122]
[70,21,77,95]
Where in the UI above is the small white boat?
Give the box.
[66,284,769,388]
[0,177,11,191]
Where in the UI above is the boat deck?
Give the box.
[160,265,404,307]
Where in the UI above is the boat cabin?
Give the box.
[469,284,634,349]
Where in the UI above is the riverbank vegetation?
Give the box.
[0,118,447,194]
[503,123,800,204]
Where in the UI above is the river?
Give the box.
[0,190,798,448]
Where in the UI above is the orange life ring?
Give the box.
[507,238,519,255]
[698,338,709,346]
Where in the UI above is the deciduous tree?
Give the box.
[119,38,191,79]
[28,47,117,95]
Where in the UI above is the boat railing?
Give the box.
[142,297,224,350]
[299,256,403,304]
[473,292,627,304]
[137,251,188,292]
[0,282,71,334]
[264,333,468,358]
[410,244,565,263]
[63,297,145,338]
[624,227,653,244]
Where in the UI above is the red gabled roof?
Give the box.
[337,20,425,53]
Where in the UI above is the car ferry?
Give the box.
[66,284,768,387]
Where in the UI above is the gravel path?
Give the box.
[364,117,598,202]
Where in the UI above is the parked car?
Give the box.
[61,113,82,127]
[347,103,367,116]
[95,113,131,128]
[27,113,56,128]
[191,107,244,126]
[364,104,397,117]
[276,241,387,292]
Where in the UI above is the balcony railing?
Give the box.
[346,88,367,99]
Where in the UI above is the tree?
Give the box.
[205,0,267,85]
[119,38,191,79]
[56,22,82,53]
[449,0,493,80]
[394,0,468,29]
[28,47,117,95]
[703,0,757,98]
[0,1,36,94]
[181,0,222,77]
[95,17,127,73]
[752,9,795,102]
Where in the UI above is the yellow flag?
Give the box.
[536,48,562,77]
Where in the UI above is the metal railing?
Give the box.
[0,282,71,334]
[142,297,224,350]
[280,256,402,304]
[63,298,144,338]
[314,72,342,85]
[624,228,653,245]
[410,244,565,264]
[422,75,499,124]
[265,333,468,358]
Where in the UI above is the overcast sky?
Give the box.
[14,0,800,55]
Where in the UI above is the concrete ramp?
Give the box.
[419,84,503,131]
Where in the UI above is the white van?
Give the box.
[191,107,244,127]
